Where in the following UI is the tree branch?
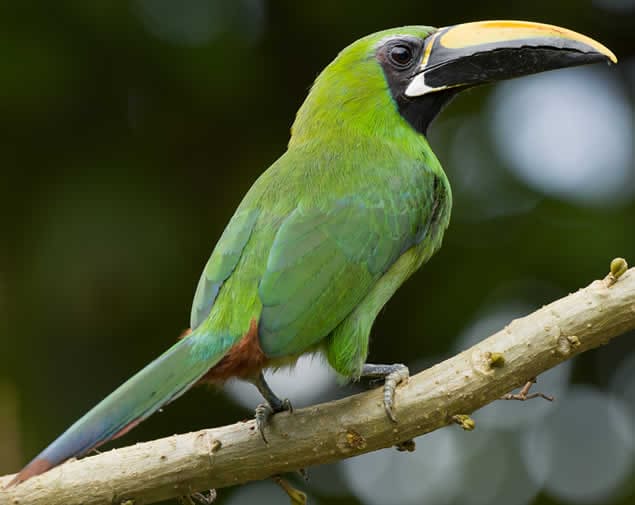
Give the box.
[2,263,634,505]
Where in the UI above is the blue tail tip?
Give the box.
[6,458,55,487]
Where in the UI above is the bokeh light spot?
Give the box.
[609,350,635,434]
[341,429,461,505]
[489,67,634,205]
[522,386,634,503]
[455,300,571,430]
[455,431,541,505]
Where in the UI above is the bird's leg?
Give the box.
[251,371,293,443]
[360,363,409,422]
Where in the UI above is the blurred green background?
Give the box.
[1,1,634,504]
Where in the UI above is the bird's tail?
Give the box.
[9,328,231,485]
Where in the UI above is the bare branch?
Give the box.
[2,265,634,505]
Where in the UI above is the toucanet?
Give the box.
[10,20,616,485]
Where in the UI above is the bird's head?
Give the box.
[291,21,616,142]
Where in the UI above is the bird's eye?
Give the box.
[389,45,413,67]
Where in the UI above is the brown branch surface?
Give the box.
[2,266,634,505]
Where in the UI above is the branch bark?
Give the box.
[2,264,634,505]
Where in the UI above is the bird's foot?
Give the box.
[251,371,293,443]
[255,398,293,443]
[361,363,409,422]
[501,377,554,402]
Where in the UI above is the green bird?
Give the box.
[11,20,616,485]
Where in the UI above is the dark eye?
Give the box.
[389,45,413,67]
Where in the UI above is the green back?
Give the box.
[190,26,451,357]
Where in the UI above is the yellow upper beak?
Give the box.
[406,20,617,97]
[438,20,616,62]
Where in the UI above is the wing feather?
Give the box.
[190,208,259,330]
[258,196,420,357]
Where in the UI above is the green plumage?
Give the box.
[14,20,616,485]
[191,26,451,376]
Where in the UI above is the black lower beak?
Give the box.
[406,20,616,97]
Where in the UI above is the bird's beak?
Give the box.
[405,20,617,97]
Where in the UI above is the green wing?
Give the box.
[190,208,259,330]
[258,194,422,357]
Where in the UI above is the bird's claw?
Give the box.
[281,398,294,413]
[255,403,274,444]
[255,398,293,444]
[383,365,409,422]
[361,363,409,423]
